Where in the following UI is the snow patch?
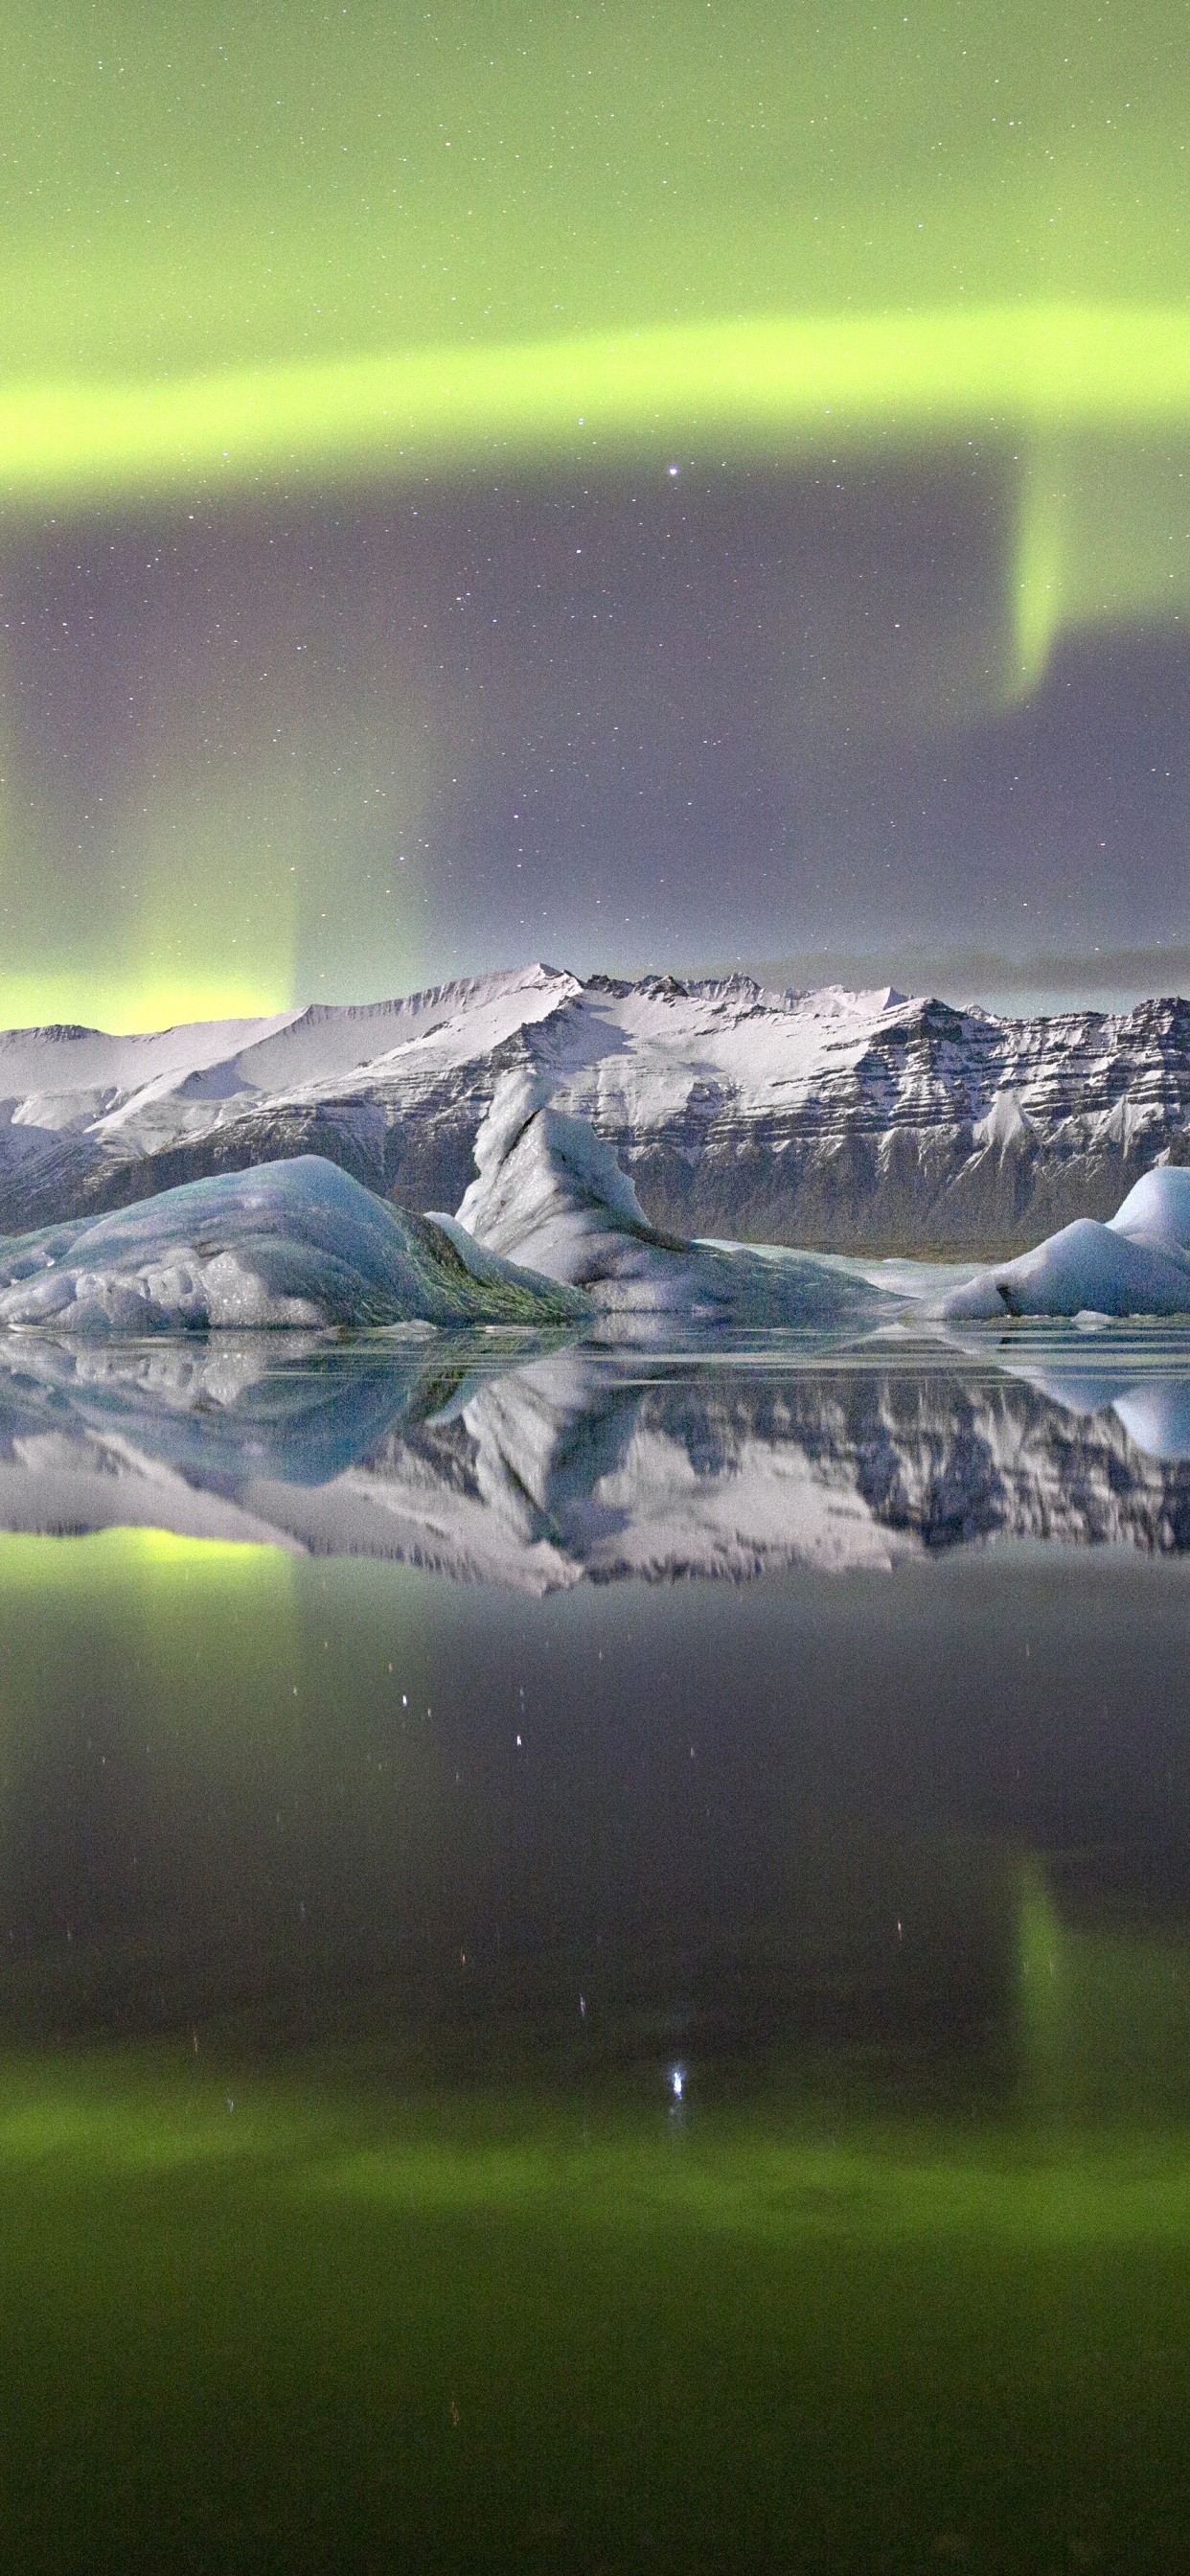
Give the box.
[973,1089,1035,1155]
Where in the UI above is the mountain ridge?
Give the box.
[2,962,1188,1254]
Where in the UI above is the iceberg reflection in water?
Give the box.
[5,1325,1190,2576]
[1,1320,1190,1575]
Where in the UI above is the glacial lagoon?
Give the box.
[3,1321,1190,2572]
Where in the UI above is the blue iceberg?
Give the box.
[0,1154,590,1334]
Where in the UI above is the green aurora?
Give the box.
[4,2,1188,667]
[3,0,1188,1024]
[4,307,1190,689]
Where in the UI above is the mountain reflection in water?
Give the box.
[0,1324,1189,1576]
[4,1334,1190,2570]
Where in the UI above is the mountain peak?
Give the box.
[2,965,1188,1256]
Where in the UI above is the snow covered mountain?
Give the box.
[2,962,1188,1254]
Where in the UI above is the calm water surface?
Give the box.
[2,1325,1190,2573]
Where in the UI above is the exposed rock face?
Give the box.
[2,965,1188,1254]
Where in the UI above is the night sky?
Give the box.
[2,0,1188,1029]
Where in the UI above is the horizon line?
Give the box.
[2,949,1189,1042]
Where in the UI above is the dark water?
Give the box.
[3,1326,1190,2573]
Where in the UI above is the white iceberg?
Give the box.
[942,1163,1190,1320]
[0,1154,589,1334]
[1110,1165,1190,1248]
[446,1070,902,1333]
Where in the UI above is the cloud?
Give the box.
[720,947,1190,1013]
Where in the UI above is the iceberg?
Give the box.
[447,1070,902,1334]
[0,1153,589,1334]
[1110,1164,1190,1250]
[942,1163,1190,1321]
